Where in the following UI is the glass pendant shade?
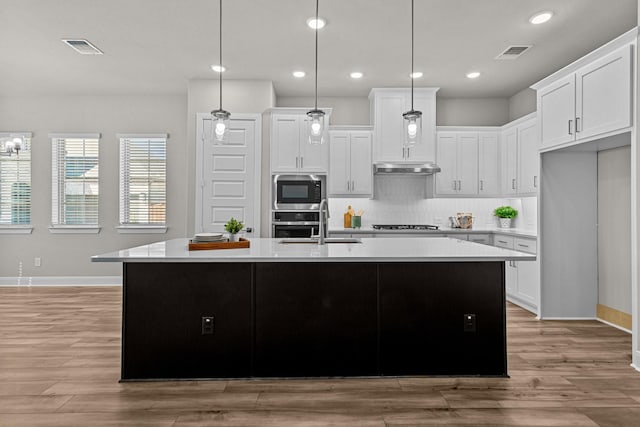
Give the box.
[403,110,422,147]
[307,109,325,145]
[211,109,231,144]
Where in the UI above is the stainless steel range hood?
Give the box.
[374,162,441,175]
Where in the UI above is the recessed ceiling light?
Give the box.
[350,72,363,79]
[307,17,326,30]
[529,11,553,25]
[211,65,226,73]
[466,71,481,79]
[410,72,423,79]
[293,71,306,78]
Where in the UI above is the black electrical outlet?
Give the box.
[463,313,476,332]
[201,316,214,335]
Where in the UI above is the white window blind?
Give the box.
[0,133,31,225]
[119,135,167,226]
[51,135,100,226]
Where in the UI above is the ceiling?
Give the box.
[0,0,636,99]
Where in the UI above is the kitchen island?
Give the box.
[93,237,534,380]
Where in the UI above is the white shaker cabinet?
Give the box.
[493,234,539,314]
[478,132,500,196]
[269,109,331,173]
[501,115,538,196]
[369,88,438,162]
[535,43,633,151]
[328,129,372,197]
[435,132,478,195]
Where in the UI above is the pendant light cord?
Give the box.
[410,0,414,111]
[219,0,223,110]
[314,0,319,111]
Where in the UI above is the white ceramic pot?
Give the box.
[499,218,512,229]
[229,233,239,242]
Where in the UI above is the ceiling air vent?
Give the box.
[495,45,532,60]
[62,39,103,55]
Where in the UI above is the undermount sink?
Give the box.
[279,237,362,244]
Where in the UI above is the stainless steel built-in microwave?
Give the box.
[272,174,326,210]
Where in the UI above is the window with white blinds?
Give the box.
[0,133,31,226]
[51,134,100,226]
[118,135,167,226]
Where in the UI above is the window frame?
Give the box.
[116,133,168,234]
[0,132,33,234]
[49,133,101,234]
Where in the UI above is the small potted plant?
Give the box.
[224,217,244,242]
[493,206,518,229]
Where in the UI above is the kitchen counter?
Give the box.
[92,237,535,263]
[330,227,537,239]
[95,237,523,381]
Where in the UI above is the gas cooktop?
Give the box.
[371,224,440,230]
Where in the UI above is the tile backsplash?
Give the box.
[329,175,537,230]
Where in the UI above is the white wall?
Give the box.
[186,79,276,235]
[508,88,537,122]
[598,146,632,314]
[436,98,509,126]
[276,96,370,125]
[0,95,188,279]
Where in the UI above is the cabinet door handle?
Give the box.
[347,180,350,191]
[296,157,299,168]
[480,180,484,191]
[517,243,530,248]
[512,179,516,190]
[575,117,580,133]
[498,240,508,244]
[568,119,573,135]
[300,156,304,169]
[458,180,462,191]
[534,175,538,188]
[407,147,411,158]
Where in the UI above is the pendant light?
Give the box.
[307,0,325,145]
[211,0,230,144]
[402,0,422,147]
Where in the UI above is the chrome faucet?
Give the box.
[318,198,329,245]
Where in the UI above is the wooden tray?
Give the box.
[188,238,250,251]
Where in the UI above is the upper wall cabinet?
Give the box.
[435,132,478,196]
[501,115,538,196]
[268,109,332,173]
[329,128,372,197]
[534,33,634,152]
[369,88,438,163]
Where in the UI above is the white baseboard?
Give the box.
[0,276,121,286]
[538,317,597,320]
[596,318,632,333]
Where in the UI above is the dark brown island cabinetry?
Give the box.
[121,261,506,380]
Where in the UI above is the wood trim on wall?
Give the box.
[597,303,632,331]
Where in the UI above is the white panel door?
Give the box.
[457,133,479,195]
[576,45,632,140]
[200,117,256,233]
[518,120,539,194]
[328,131,350,195]
[435,133,458,195]
[271,115,300,172]
[478,132,499,195]
[539,75,575,150]
[349,132,372,195]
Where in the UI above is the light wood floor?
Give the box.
[1,287,639,426]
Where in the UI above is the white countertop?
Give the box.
[330,227,537,239]
[92,237,536,263]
